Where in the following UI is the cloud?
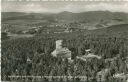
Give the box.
[58,2,128,13]
[2,2,128,13]
[21,3,48,12]
[84,3,128,12]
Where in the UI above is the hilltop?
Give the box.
[2,11,128,24]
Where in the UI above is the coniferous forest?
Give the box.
[2,29,128,81]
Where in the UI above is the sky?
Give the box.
[1,1,128,13]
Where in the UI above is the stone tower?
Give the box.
[56,40,63,49]
[51,40,73,63]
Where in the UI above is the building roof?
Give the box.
[86,54,102,59]
[114,73,127,78]
[85,49,91,52]
[51,47,71,59]
[97,69,109,76]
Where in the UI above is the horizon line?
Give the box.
[2,10,128,14]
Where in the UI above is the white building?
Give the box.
[113,73,128,82]
[51,40,73,63]
[76,49,101,61]
[96,69,110,82]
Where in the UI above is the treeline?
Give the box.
[1,32,128,81]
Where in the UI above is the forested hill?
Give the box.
[56,11,128,22]
[1,12,55,22]
[91,24,128,32]
[106,24,128,32]
[2,11,128,24]
[2,30,128,81]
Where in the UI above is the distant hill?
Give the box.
[106,24,128,32]
[2,11,128,22]
[56,11,128,23]
[1,12,28,21]
[1,12,55,22]
[1,11,128,31]
[90,24,128,37]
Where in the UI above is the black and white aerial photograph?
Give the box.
[1,0,128,82]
